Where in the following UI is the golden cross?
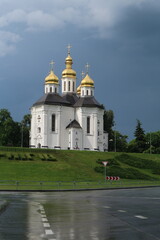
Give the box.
[50,60,55,71]
[67,44,72,55]
[85,63,90,73]
[81,71,85,79]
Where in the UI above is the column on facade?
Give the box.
[57,107,61,147]
[93,113,98,150]
[43,110,48,147]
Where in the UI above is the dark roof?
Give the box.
[32,93,71,107]
[73,96,104,109]
[66,119,82,129]
[62,93,79,105]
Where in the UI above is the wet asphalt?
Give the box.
[0,187,160,240]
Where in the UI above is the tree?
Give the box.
[133,119,147,153]
[21,114,31,147]
[145,131,160,154]
[115,131,128,152]
[103,110,114,151]
[0,109,20,146]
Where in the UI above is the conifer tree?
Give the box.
[134,119,146,152]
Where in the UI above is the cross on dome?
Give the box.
[81,71,85,79]
[85,63,90,74]
[67,44,72,55]
[50,60,55,71]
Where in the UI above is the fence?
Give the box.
[0,180,159,191]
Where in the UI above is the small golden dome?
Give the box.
[62,54,76,79]
[81,74,94,87]
[45,70,59,85]
[77,85,81,95]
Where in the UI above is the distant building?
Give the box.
[30,46,108,151]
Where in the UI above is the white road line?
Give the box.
[43,222,50,228]
[45,229,54,235]
[42,217,48,222]
[118,210,127,213]
[41,214,47,218]
[134,215,148,220]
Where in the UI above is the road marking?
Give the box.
[134,215,148,220]
[42,217,48,222]
[45,229,54,235]
[43,222,50,228]
[118,210,126,213]
[103,206,111,208]
[39,203,56,239]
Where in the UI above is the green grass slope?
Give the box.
[0,147,160,182]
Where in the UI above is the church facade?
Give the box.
[30,48,108,151]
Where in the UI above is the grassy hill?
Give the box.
[0,147,160,183]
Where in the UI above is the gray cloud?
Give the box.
[0,0,159,56]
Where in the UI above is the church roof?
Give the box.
[73,96,104,109]
[66,119,82,129]
[32,93,71,107]
[62,93,79,105]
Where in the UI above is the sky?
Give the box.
[0,0,160,140]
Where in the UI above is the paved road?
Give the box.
[0,188,160,240]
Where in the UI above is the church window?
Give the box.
[73,82,75,92]
[64,81,66,91]
[68,81,71,91]
[52,114,56,132]
[38,127,41,133]
[91,90,93,96]
[37,115,41,122]
[55,88,57,93]
[82,90,84,96]
[87,90,89,95]
[50,87,52,93]
[87,116,90,134]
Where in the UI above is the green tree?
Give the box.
[145,131,160,154]
[0,109,21,146]
[103,110,114,151]
[133,119,147,153]
[21,114,31,147]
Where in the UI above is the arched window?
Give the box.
[55,88,57,93]
[91,90,93,96]
[87,90,89,95]
[68,81,71,91]
[50,87,52,93]
[51,114,56,132]
[73,82,75,92]
[38,127,41,133]
[64,81,66,91]
[87,116,90,134]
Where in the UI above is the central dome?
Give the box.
[62,54,76,79]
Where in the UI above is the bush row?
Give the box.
[116,153,160,170]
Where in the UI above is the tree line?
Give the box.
[104,110,160,153]
[0,108,159,153]
[0,109,30,147]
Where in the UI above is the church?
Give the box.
[30,46,108,151]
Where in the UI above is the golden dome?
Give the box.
[62,54,76,79]
[77,85,81,95]
[81,74,94,87]
[45,70,59,85]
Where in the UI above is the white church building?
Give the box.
[30,47,108,151]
